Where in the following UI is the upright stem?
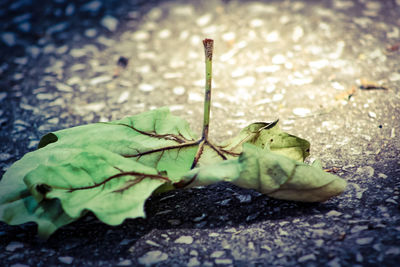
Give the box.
[202,38,213,140]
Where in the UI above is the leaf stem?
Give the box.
[202,38,213,140]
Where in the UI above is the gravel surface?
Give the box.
[1,0,400,266]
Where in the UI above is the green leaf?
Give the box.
[183,144,347,202]
[219,120,310,162]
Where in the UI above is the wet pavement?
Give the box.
[0,0,400,266]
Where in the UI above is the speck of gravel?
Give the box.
[138,250,168,265]
[58,256,74,264]
[356,237,374,245]
[175,236,194,244]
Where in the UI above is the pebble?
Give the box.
[356,166,375,178]
[57,82,73,92]
[117,91,130,103]
[196,13,212,26]
[389,73,400,82]
[187,257,201,267]
[327,257,341,267]
[138,250,168,265]
[235,194,252,203]
[350,225,368,234]
[85,28,97,38]
[138,83,155,92]
[255,65,280,73]
[89,76,112,86]
[193,213,207,222]
[46,22,69,35]
[266,31,279,42]
[356,237,374,245]
[173,86,185,95]
[1,32,16,46]
[385,247,400,255]
[101,15,118,32]
[215,259,232,265]
[58,256,74,264]
[117,259,132,266]
[326,210,342,217]
[0,92,7,101]
[368,111,377,118]
[158,29,171,39]
[298,254,316,262]
[292,107,311,117]
[6,241,24,252]
[292,26,304,42]
[132,30,150,41]
[222,32,236,42]
[272,54,286,65]
[250,19,264,27]
[175,236,194,244]
[65,3,75,16]
[235,76,256,87]
[81,0,102,13]
[210,251,225,258]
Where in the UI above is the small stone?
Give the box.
[235,194,252,203]
[386,247,400,255]
[158,29,171,39]
[188,257,200,267]
[250,18,264,27]
[215,259,232,265]
[222,32,235,42]
[272,94,284,102]
[138,250,168,265]
[389,73,400,82]
[235,76,256,87]
[196,13,212,26]
[356,252,363,262]
[298,254,316,263]
[139,83,154,92]
[6,241,24,252]
[356,166,375,178]
[272,54,286,65]
[65,3,75,16]
[101,15,118,32]
[327,257,341,267]
[356,237,374,245]
[326,210,342,217]
[188,92,203,102]
[0,152,11,161]
[210,251,225,258]
[309,59,329,69]
[351,225,368,234]
[118,91,130,103]
[255,65,280,73]
[46,22,69,35]
[117,259,132,266]
[57,82,73,92]
[175,236,194,244]
[378,173,388,179]
[266,31,279,42]
[293,107,311,117]
[193,213,207,222]
[1,32,16,46]
[58,256,74,264]
[85,28,97,38]
[292,26,304,42]
[0,92,6,101]
[332,82,345,90]
[89,76,112,86]
[81,1,102,12]
[368,111,377,118]
[173,86,185,95]
[145,240,160,247]
[132,30,150,41]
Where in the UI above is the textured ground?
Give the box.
[0,0,399,266]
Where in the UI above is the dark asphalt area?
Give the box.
[0,0,399,266]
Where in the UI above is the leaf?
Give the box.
[183,144,347,202]
[24,146,169,225]
[219,120,310,162]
